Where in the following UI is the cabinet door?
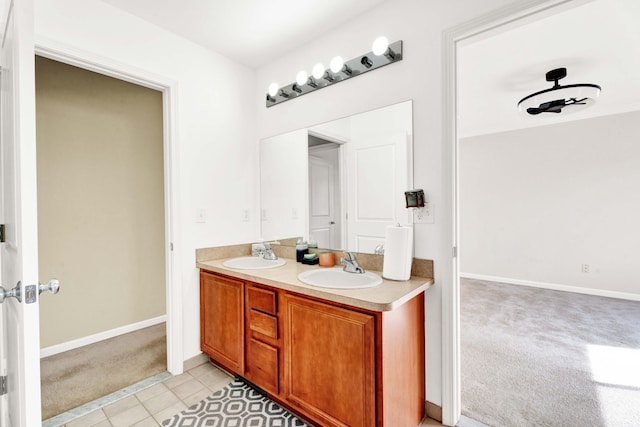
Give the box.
[283,295,375,427]
[200,272,244,373]
[247,338,279,394]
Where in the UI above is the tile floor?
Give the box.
[62,360,233,427]
[57,357,446,427]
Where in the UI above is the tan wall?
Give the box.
[36,56,166,348]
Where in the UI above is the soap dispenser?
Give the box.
[296,238,308,262]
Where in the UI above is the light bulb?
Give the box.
[330,56,344,73]
[296,71,308,86]
[312,63,325,80]
[268,82,279,97]
[372,36,389,56]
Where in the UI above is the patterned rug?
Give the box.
[162,380,311,427]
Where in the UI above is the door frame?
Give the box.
[34,39,184,375]
[440,0,581,424]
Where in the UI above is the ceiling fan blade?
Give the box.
[527,98,567,115]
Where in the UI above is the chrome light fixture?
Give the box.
[266,37,403,108]
[517,68,601,115]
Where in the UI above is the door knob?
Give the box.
[329,221,335,225]
[0,282,22,304]
[39,279,60,295]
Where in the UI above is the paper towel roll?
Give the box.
[382,225,413,281]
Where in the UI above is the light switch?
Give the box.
[196,208,206,223]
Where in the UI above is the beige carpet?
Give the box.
[461,278,640,427]
[41,323,167,420]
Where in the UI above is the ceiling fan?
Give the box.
[517,68,601,116]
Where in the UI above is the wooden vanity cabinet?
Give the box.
[200,272,245,373]
[200,270,425,427]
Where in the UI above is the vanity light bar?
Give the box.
[266,40,403,108]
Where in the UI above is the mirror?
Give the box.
[260,100,413,254]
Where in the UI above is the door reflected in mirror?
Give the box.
[259,100,413,254]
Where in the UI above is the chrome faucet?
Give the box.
[261,242,278,260]
[341,251,364,274]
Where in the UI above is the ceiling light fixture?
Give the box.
[296,71,308,86]
[360,56,373,68]
[265,38,403,107]
[322,70,335,83]
[372,36,389,55]
[517,68,601,115]
[329,56,344,73]
[372,36,396,59]
[267,83,279,97]
[312,63,325,80]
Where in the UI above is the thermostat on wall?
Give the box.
[404,189,425,208]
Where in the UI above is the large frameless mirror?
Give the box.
[259,100,413,254]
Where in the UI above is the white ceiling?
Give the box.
[458,0,640,138]
[100,0,387,68]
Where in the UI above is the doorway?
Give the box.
[441,0,577,425]
[443,0,640,425]
[35,55,167,419]
[308,136,342,249]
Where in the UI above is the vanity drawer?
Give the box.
[247,338,279,394]
[247,286,277,315]
[249,309,278,339]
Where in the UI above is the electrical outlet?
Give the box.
[581,263,590,273]
[241,209,250,222]
[413,204,434,224]
[292,208,298,219]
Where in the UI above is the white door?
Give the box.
[308,155,336,249]
[346,131,409,253]
[0,301,6,426]
[0,0,42,425]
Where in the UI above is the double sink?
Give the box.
[222,256,382,289]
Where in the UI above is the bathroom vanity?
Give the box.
[197,252,433,427]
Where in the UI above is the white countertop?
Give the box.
[197,257,433,312]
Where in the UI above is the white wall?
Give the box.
[35,0,258,359]
[36,57,166,347]
[255,0,522,406]
[460,111,640,299]
[260,129,308,241]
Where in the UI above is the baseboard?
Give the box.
[183,353,210,371]
[425,400,442,422]
[460,273,640,301]
[40,315,166,358]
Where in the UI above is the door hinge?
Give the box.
[0,224,5,243]
[170,242,174,251]
[452,246,457,258]
[0,375,7,396]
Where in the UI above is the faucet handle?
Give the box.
[343,251,356,261]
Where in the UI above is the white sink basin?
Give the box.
[223,257,286,270]
[298,268,382,289]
